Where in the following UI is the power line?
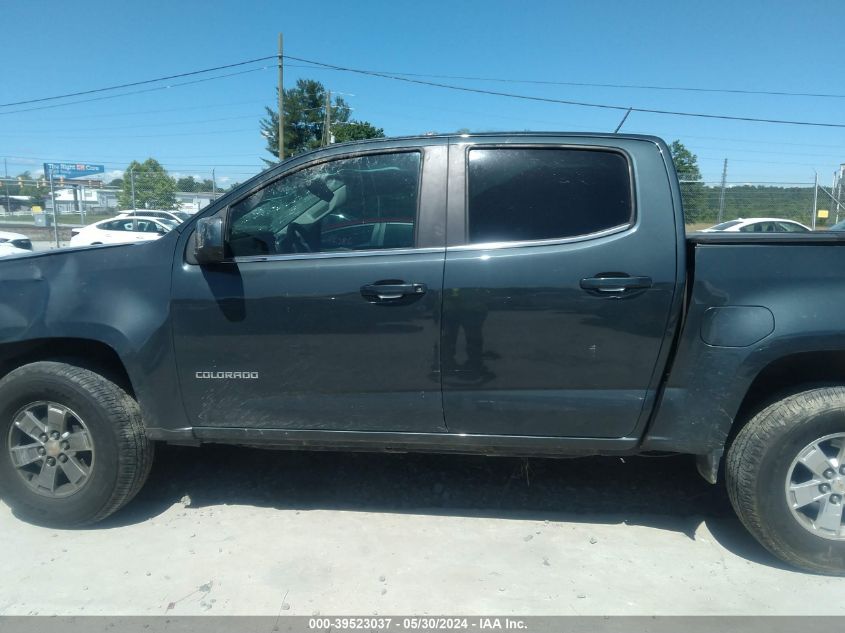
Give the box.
[0,67,272,116]
[0,55,277,108]
[0,128,257,140]
[285,63,845,100]
[283,54,845,129]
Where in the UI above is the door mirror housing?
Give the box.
[194,217,225,264]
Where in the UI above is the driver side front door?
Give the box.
[171,145,448,433]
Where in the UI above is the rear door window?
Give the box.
[100,220,128,231]
[466,148,633,244]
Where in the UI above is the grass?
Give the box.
[686,223,714,232]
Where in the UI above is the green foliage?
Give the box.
[0,171,48,209]
[333,120,385,144]
[669,141,817,227]
[670,140,708,223]
[681,184,817,226]
[260,79,385,161]
[670,140,702,181]
[118,159,177,210]
[176,176,215,192]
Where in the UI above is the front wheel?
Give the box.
[0,361,153,526]
[727,387,845,575]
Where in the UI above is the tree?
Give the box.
[1,171,48,209]
[176,176,198,192]
[109,177,123,189]
[176,176,215,192]
[118,159,178,210]
[260,79,384,161]
[670,140,707,223]
[1,171,48,210]
[670,140,702,181]
[333,120,385,144]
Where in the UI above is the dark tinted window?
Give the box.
[100,220,130,231]
[777,221,808,233]
[11,238,32,250]
[467,148,633,244]
[740,222,776,233]
[228,152,421,257]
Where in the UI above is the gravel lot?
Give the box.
[1,446,844,615]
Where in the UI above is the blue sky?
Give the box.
[2,0,844,188]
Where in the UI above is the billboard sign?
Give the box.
[43,162,105,179]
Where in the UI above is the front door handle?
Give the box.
[361,282,427,301]
[580,275,652,294]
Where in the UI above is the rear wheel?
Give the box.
[727,387,845,575]
[0,361,153,527]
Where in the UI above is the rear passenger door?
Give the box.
[442,138,679,438]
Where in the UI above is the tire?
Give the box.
[0,361,153,527]
[727,386,845,575]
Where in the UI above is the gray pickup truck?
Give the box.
[1,133,844,574]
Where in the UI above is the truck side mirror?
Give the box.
[194,217,225,265]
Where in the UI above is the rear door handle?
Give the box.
[580,275,652,294]
[361,282,427,301]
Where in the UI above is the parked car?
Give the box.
[700,217,811,233]
[68,216,176,246]
[0,242,31,257]
[117,209,191,223]
[2,132,845,575]
[0,230,33,251]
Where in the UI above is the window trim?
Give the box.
[223,148,425,262]
[457,143,637,250]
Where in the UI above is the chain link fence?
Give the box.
[680,181,845,230]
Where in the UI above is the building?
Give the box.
[175,191,216,213]
[44,188,216,215]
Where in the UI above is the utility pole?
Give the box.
[322,91,332,146]
[212,168,217,200]
[3,158,10,216]
[278,32,284,161]
[717,158,728,223]
[130,168,137,210]
[836,164,844,223]
[78,184,85,224]
[812,172,819,230]
[48,165,60,248]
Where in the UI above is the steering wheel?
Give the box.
[279,222,313,253]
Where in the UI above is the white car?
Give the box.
[69,216,177,247]
[701,218,811,233]
[0,242,31,257]
[117,209,191,223]
[0,230,33,251]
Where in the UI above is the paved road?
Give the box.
[1,446,843,615]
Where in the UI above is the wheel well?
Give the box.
[733,351,845,437]
[0,338,134,397]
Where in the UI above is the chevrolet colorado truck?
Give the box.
[1,133,844,575]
